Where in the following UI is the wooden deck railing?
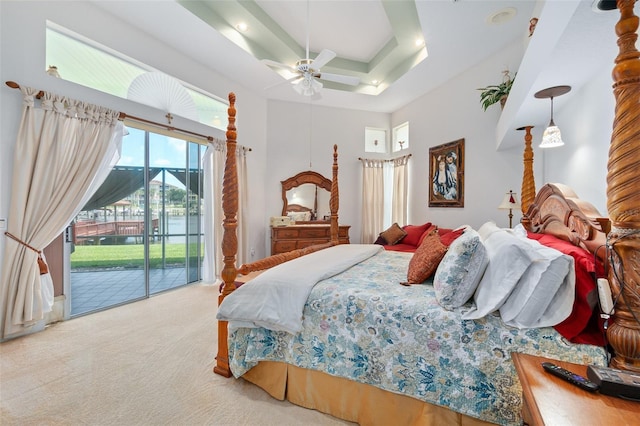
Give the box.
[72,219,159,244]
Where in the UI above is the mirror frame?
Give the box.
[281,171,332,219]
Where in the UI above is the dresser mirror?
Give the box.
[281,171,332,222]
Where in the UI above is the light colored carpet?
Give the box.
[0,284,352,426]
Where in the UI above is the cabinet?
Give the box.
[271,225,350,255]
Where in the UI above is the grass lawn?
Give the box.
[71,243,202,269]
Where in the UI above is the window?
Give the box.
[45,21,228,130]
[364,127,388,153]
[392,122,409,152]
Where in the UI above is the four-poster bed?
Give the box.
[214,0,639,423]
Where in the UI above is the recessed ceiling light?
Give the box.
[372,80,379,85]
[236,22,248,32]
[415,38,424,47]
[486,7,516,25]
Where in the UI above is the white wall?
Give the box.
[391,40,528,230]
[389,38,615,231]
[0,1,269,273]
[541,62,614,215]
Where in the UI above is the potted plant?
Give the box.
[477,70,516,111]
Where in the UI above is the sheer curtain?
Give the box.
[202,140,249,283]
[391,155,410,226]
[360,158,385,243]
[1,87,123,339]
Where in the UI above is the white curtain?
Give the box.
[391,155,410,226]
[0,87,123,339]
[360,158,385,243]
[202,140,249,283]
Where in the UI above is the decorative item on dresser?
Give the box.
[271,224,350,255]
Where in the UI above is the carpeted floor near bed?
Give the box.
[0,284,352,426]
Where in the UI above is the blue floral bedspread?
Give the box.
[227,251,606,425]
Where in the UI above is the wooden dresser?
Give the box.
[271,224,350,255]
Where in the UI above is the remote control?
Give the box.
[541,362,599,392]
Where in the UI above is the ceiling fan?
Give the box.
[262,2,360,96]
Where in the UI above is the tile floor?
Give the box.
[70,267,191,316]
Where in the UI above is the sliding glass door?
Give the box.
[69,127,205,316]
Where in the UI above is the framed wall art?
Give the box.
[429,138,464,207]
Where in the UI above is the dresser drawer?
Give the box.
[271,224,350,255]
[298,228,328,238]
[274,228,300,239]
[273,240,298,253]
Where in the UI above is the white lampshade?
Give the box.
[294,76,322,96]
[540,124,564,148]
[534,86,571,149]
[498,190,520,210]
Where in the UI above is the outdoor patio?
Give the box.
[70,267,190,316]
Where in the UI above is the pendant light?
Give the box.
[534,85,571,148]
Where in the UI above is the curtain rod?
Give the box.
[5,80,252,151]
[118,111,215,143]
[358,153,412,162]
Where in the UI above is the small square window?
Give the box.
[365,127,388,153]
[392,122,409,152]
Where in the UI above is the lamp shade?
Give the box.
[540,124,564,148]
[293,76,322,96]
[534,85,571,149]
[498,190,520,210]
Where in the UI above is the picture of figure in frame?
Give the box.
[429,139,464,207]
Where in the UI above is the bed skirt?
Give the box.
[241,361,493,426]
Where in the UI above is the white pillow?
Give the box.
[433,229,489,310]
[462,229,534,320]
[477,221,502,241]
[499,236,575,328]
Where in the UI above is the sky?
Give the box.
[118,126,204,189]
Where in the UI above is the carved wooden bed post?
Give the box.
[214,93,238,378]
[330,144,339,243]
[606,0,640,372]
[518,125,536,226]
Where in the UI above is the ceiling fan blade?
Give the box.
[262,59,297,73]
[318,73,360,86]
[311,49,336,70]
[264,75,303,91]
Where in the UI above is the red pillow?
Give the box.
[417,224,438,246]
[406,231,448,284]
[527,231,605,345]
[439,228,465,247]
[402,222,432,247]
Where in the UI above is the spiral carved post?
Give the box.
[330,145,339,243]
[518,126,536,225]
[214,93,238,377]
[606,0,640,372]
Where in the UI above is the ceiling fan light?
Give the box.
[540,125,564,148]
[311,78,322,92]
[293,75,322,96]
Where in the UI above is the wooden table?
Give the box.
[511,352,639,425]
